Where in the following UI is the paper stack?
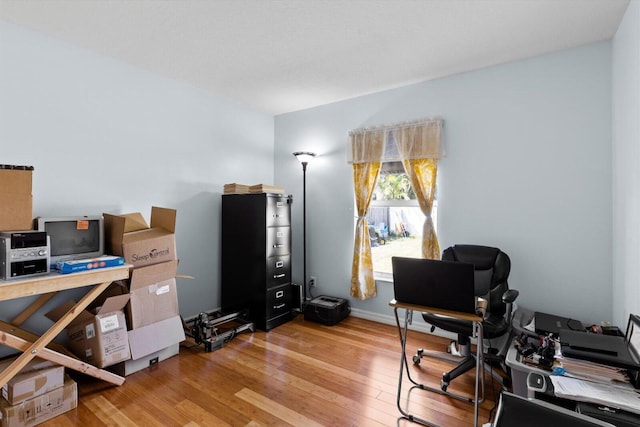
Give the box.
[223,183,251,194]
[559,356,631,386]
[249,184,285,194]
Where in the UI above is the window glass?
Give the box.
[366,161,437,278]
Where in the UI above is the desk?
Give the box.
[389,299,484,427]
[505,338,640,426]
[0,265,130,389]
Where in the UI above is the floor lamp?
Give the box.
[293,151,316,309]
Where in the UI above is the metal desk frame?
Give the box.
[390,299,484,427]
[0,265,130,388]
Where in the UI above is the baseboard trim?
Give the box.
[348,307,459,341]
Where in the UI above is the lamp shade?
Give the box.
[293,151,317,164]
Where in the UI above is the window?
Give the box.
[366,161,437,280]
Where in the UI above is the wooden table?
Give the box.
[0,265,130,388]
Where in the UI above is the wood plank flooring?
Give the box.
[41,315,506,426]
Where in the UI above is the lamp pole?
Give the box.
[293,151,316,309]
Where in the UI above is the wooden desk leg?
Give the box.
[0,280,112,388]
[0,330,124,386]
[11,292,57,326]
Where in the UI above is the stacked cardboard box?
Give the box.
[0,165,33,231]
[103,207,185,375]
[0,358,76,427]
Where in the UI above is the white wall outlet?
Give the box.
[309,276,317,288]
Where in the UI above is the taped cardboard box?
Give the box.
[127,316,185,364]
[45,294,131,368]
[107,343,180,377]
[0,166,33,232]
[0,375,77,427]
[127,260,179,330]
[0,358,64,405]
[103,207,177,269]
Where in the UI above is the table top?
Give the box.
[389,298,483,322]
[0,265,131,301]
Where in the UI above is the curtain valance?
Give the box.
[347,118,445,164]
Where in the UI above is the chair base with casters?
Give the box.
[390,299,484,427]
[412,331,513,394]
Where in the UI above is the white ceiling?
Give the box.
[0,0,630,115]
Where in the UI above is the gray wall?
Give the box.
[0,21,274,336]
[612,0,640,328]
[276,42,613,327]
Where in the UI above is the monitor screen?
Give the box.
[36,215,104,266]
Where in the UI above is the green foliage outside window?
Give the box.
[375,172,416,200]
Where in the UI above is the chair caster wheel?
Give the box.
[441,380,449,392]
[413,355,421,365]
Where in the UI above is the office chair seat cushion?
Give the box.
[422,311,509,339]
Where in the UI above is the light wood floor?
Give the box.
[42,314,506,426]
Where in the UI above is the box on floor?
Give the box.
[0,166,33,232]
[0,375,77,427]
[103,206,177,269]
[122,260,185,375]
[0,357,64,405]
[45,294,131,368]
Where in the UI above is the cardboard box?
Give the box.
[127,260,179,330]
[127,316,185,361]
[103,206,177,269]
[0,375,77,427]
[45,294,131,368]
[0,167,33,232]
[107,343,180,377]
[0,358,64,405]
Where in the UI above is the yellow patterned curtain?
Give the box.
[351,162,381,299]
[394,122,443,260]
[348,118,443,299]
[349,129,385,299]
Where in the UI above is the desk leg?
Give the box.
[0,330,124,385]
[394,307,439,427]
[11,292,57,327]
[473,322,483,427]
[393,308,483,427]
[0,280,112,388]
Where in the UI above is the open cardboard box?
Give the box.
[127,260,180,330]
[46,294,131,368]
[103,206,177,269]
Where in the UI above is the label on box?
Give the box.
[86,323,95,339]
[100,314,120,333]
[153,284,170,296]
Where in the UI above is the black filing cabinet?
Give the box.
[221,193,293,331]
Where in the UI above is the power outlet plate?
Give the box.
[309,276,317,288]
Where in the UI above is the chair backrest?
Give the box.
[442,245,511,317]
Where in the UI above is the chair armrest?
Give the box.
[502,289,519,304]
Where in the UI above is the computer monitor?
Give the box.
[35,215,104,267]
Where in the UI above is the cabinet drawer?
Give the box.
[267,256,290,286]
[266,197,291,227]
[266,227,290,257]
[266,284,292,319]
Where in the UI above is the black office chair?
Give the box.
[493,392,615,426]
[415,244,519,392]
